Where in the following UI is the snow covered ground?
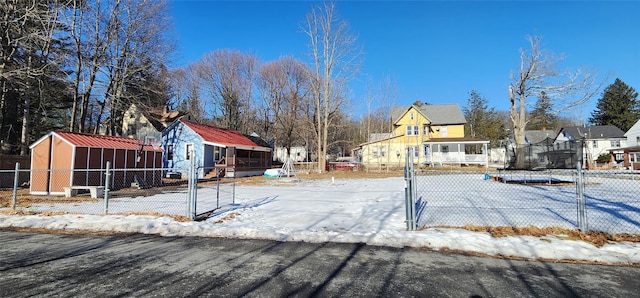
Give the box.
[1,176,639,265]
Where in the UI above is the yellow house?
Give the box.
[356,102,489,168]
[99,104,190,141]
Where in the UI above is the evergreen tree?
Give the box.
[463,90,506,148]
[528,91,557,130]
[590,78,640,131]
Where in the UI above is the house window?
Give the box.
[414,146,419,157]
[592,140,598,148]
[380,146,386,157]
[636,136,640,144]
[440,126,448,137]
[423,125,429,135]
[167,144,174,161]
[127,124,137,136]
[610,140,621,147]
[410,112,414,120]
[423,145,430,156]
[372,147,378,157]
[407,125,419,136]
[185,143,193,160]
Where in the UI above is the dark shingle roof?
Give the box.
[560,125,625,140]
[525,130,556,144]
[390,104,466,125]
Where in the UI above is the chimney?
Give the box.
[413,100,423,107]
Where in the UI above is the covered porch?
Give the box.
[202,144,272,178]
[422,138,490,168]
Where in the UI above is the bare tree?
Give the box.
[197,49,256,131]
[302,1,361,172]
[169,65,205,122]
[0,0,68,154]
[256,56,311,159]
[508,35,600,167]
[65,0,115,133]
[101,0,174,136]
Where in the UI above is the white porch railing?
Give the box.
[423,153,488,165]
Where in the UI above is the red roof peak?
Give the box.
[180,120,266,149]
[52,131,162,151]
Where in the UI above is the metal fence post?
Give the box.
[216,167,220,208]
[404,147,416,231]
[12,162,19,210]
[187,149,196,220]
[193,165,198,219]
[576,162,588,232]
[104,161,111,214]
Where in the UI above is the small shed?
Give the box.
[162,119,272,178]
[30,131,163,195]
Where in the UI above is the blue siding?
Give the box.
[203,145,215,169]
[162,122,205,178]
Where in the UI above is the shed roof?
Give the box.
[30,131,163,151]
[181,120,270,150]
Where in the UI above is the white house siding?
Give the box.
[274,147,307,162]
[625,120,640,147]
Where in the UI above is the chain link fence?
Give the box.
[0,163,236,220]
[406,164,640,234]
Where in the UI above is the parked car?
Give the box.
[325,157,363,171]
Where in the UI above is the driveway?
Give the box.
[1,230,638,297]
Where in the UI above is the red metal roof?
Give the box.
[181,120,267,149]
[54,131,163,151]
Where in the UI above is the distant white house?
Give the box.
[554,125,626,167]
[273,146,308,163]
[625,120,640,147]
[622,120,640,170]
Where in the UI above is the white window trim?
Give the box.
[185,143,194,160]
[167,144,174,161]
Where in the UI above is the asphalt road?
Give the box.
[1,230,639,297]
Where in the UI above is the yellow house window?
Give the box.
[410,112,414,120]
[440,126,448,137]
[407,125,419,136]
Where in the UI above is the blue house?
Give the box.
[162,119,272,178]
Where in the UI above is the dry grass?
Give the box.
[424,225,640,247]
[214,212,238,224]
[117,212,191,222]
[0,189,99,208]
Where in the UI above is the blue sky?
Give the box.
[168,1,639,121]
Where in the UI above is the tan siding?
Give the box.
[30,136,51,193]
[50,135,73,192]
